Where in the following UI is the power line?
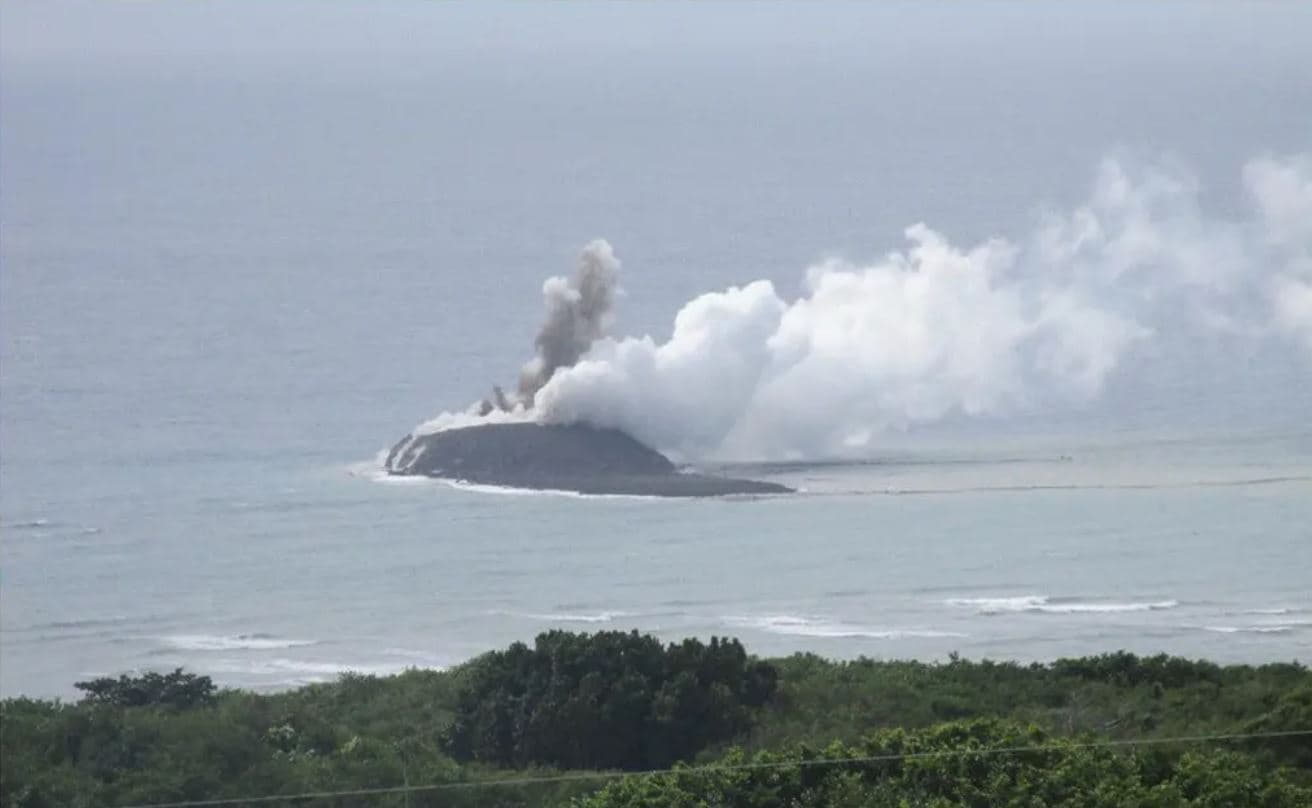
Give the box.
[114,727,1312,808]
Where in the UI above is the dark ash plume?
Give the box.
[514,239,621,405]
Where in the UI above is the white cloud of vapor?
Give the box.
[535,222,1148,460]
[1245,154,1312,352]
[412,154,1312,461]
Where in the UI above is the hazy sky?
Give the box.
[5,1,1310,80]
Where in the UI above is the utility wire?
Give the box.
[114,727,1312,808]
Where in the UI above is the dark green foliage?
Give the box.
[577,719,1312,808]
[443,631,779,770]
[74,668,217,710]
[1050,651,1224,688]
[1243,684,1312,768]
[0,670,514,808]
[1,642,1307,808]
[742,652,1311,762]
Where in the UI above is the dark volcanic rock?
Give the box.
[385,422,791,497]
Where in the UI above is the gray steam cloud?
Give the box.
[490,240,620,410]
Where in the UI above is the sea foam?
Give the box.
[206,658,413,681]
[159,634,319,652]
[945,596,1179,615]
[1201,625,1296,634]
[521,611,633,624]
[726,615,965,640]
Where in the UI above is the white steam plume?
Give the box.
[533,224,1148,459]
[1245,154,1312,352]
[413,154,1312,459]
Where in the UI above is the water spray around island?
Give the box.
[405,154,1312,462]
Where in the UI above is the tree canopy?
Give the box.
[2,635,1308,808]
[444,630,779,770]
[74,668,217,710]
[579,719,1312,808]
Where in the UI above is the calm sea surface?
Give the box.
[2,1,1310,696]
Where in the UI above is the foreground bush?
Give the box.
[73,668,217,710]
[578,719,1312,808]
[444,631,779,770]
[1,638,1307,807]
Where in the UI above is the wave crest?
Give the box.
[945,596,1179,615]
[520,611,633,624]
[158,634,319,652]
[726,615,965,640]
[1201,625,1296,635]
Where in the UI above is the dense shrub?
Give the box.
[74,669,217,710]
[2,642,1306,808]
[1050,652,1223,688]
[443,631,779,770]
[577,719,1312,808]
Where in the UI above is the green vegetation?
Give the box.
[446,631,776,771]
[73,668,218,710]
[581,720,1312,807]
[1,634,1308,807]
[742,651,1311,754]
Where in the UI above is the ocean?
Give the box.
[2,1,1310,697]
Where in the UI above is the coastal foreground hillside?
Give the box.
[4,631,1309,807]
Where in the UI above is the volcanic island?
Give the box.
[384,422,792,497]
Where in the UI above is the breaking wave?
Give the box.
[206,658,414,680]
[520,611,633,624]
[158,634,319,652]
[945,596,1180,615]
[7,518,51,529]
[726,615,965,640]
[445,481,658,501]
[1200,625,1300,635]
[355,464,665,501]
